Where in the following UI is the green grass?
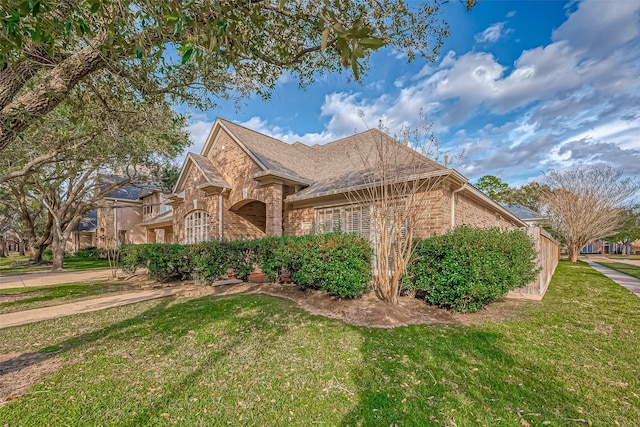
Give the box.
[0,281,139,314]
[0,255,110,274]
[0,253,28,267]
[0,261,639,426]
[596,262,640,279]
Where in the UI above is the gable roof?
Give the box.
[173,152,231,194]
[288,129,449,201]
[216,119,316,184]
[102,177,158,201]
[74,210,97,232]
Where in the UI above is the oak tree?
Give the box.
[0,0,473,150]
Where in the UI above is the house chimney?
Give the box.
[444,155,449,168]
[403,131,408,146]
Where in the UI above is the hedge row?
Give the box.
[120,232,372,298]
[403,226,539,312]
[121,225,539,311]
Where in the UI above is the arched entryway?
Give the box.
[230,199,267,233]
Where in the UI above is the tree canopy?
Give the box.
[540,166,639,262]
[0,0,474,151]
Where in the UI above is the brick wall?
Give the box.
[172,165,219,242]
[284,206,315,236]
[454,192,518,229]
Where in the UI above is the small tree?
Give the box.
[348,129,448,304]
[541,166,639,262]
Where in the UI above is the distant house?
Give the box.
[165,118,526,244]
[503,204,545,227]
[67,210,97,253]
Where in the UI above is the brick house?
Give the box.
[164,118,526,243]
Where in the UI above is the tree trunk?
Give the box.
[51,239,65,271]
[29,243,46,264]
[19,239,25,256]
[0,235,6,258]
[567,244,579,263]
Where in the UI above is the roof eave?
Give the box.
[252,170,313,187]
[286,169,456,203]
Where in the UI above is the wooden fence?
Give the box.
[507,226,560,300]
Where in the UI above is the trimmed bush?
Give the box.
[405,226,539,312]
[120,244,150,274]
[274,232,372,298]
[119,232,372,297]
[146,244,192,281]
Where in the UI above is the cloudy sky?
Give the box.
[184,0,640,186]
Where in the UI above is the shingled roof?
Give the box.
[216,119,450,200]
[219,119,316,183]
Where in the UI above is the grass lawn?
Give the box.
[0,261,638,426]
[0,255,110,274]
[0,281,139,315]
[596,262,640,280]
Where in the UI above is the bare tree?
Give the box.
[541,166,639,262]
[347,130,449,304]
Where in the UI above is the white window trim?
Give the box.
[185,210,210,244]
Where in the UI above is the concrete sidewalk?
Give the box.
[589,262,640,297]
[0,269,120,290]
[0,286,190,329]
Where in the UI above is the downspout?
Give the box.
[450,184,467,230]
[218,194,223,240]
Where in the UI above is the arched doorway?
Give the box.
[230,199,267,234]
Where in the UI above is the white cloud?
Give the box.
[552,0,640,57]
[474,22,507,44]
[192,1,640,184]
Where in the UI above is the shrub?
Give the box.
[274,232,372,298]
[120,244,150,274]
[405,226,539,312]
[118,232,372,297]
[74,247,99,259]
[146,244,192,281]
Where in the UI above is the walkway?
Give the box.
[0,286,194,329]
[588,262,640,297]
[0,268,119,290]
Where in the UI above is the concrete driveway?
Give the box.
[0,269,120,290]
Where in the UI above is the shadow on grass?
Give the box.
[1,294,294,424]
[341,325,581,426]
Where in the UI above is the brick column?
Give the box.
[265,183,283,236]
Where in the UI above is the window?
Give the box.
[316,207,342,233]
[315,205,371,240]
[143,199,153,216]
[185,210,210,244]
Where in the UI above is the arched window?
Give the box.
[185,210,209,244]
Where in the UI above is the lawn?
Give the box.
[0,261,638,426]
[0,281,140,314]
[0,254,110,274]
[596,261,640,280]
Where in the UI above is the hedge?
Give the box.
[404,226,539,312]
[119,232,372,298]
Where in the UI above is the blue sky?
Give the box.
[184,0,640,186]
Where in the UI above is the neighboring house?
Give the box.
[503,204,545,227]
[581,240,632,255]
[67,210,97,253]
[139,189,174,243]
[94,183,146,248]
[166,118,526,244]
